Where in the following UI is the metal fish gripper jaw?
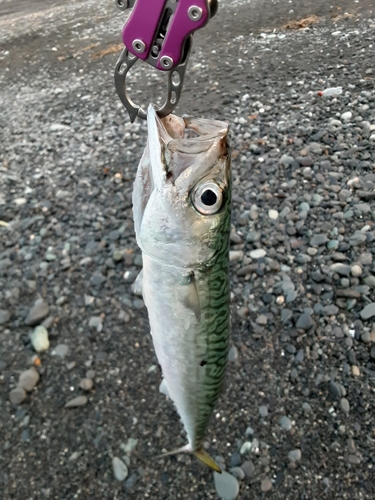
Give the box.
[114,0,218,122]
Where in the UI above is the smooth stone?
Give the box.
[250,249,266,259]
[259,405,268,417]
[288,449,302,462]
[341,111,352,121]
[229,467,245,481]
[18,368,40,392]
[279,416,292,431]
[29,325,50,352]
[261,478,273,492]
[330,263,351,276]
[214,471,239,500]
[310,234,328,246]
[0,309,10,324]
[360,303,375,320]
[296,313,313,330]
[9,387,26,405]
[268,209,279,220]
[79,378,94,391]
[351,265,362,277]
[52,344,69,358]
[240,460,255,477]
[228,345,239,362]
[340,398,350,414]
[25,299,49,326]
[65,396,88,408]
[112,457,129,481]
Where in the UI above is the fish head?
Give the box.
[133,105,231,268]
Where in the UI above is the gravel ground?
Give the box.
[1,1,375,499]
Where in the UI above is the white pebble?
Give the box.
[341,111,352,121]
[351,264,362,277]
[112,457,129,481]
[250,249,266,259]
[29,325,50,352]
[268,209,279,220]
[229,250,244,261]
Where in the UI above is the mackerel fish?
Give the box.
[132,105,231,472]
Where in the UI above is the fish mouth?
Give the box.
[148,104,229,183]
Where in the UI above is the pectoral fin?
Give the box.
[179,272,201,321]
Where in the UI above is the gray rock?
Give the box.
[279,415,292,431]
[340,398,350,414]
[296,313,313,330]
[240,460,255,477]
[214,471,239,500]
[25,299,49,326]
[112,457,129,481]
[0,309,10,324]
[261,478,272,492]
[9,387,26,405]
[80,378,94,390]
[259,405,268,417]
[65,396,88,408]
[330,263,351,276]
[288,449,302,462]
[52,344,69,358]
[310,234,328,246]
[18,368,40,392]
[360,303,375,320]
[229,467,245,480]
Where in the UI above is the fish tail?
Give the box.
[157,445,222,473]
[194,448,222,473]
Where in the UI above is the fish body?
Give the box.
[132,105,231,471]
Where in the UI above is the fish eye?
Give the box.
[193,182,223,215]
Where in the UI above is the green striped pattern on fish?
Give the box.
[193,192,231,448]
[132,105,231,472]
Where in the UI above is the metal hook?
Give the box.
[114,36,192,123]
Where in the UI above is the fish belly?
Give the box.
[142,253,230,450]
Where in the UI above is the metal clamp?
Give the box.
[114,0,218,121]
[114,36,192,123]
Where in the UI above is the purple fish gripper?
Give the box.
[122,0,210,71]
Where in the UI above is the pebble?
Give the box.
[360,303,375,320]
[52,344,69,358]
[112,457,129,481]
[214,471,239,500]
[240,460,255,477]
[296,313,313,330]
[250,249,266,259]
[279,416,292,431]
[18,367,40,392]
[351,265,362,277]
[79,378,94,391]
[65,396,88,408]
[261,478,272,493]
[9,387,26,405]
[0,309,10,324]
[229,467,245,480]
[25,299,50,326]
[288,449,302,462]
[259,405,268,417]
[340,398,350,414]
[268,209,279,220]
[341,111,352,121]
[29,325,50,352]
[310,234,327,246]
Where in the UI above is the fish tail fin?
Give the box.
[194,448,222,474]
